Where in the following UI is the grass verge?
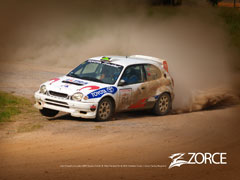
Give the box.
[0,91,32,123]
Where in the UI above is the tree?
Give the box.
[207,0,222,6]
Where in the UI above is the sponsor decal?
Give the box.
[168,152,227,169]
[78,86,100,91]
[87,59,122,68]
[49,78,60,85]
[90,105,97,111]
[64,78,88,85]
[61,84,69,88]
[87,86,117,99]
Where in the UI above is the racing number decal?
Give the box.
[119,88,132,105]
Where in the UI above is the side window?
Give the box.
[144,64,161,81]
[120,65,144,85]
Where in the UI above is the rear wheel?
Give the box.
[40,108,59,117]
[96,98,114,121]
[153,93,172,116]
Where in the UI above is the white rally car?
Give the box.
[34,55,174,121]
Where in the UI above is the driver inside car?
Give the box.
[99,67,113,84]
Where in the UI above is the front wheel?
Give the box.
[153,93,172,116]
[96,98,114,121]
[40,108,59,117]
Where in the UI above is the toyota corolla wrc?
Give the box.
[34,55,174,121]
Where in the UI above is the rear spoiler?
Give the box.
[129,55,168,72]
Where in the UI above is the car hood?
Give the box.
[44,76,117,97]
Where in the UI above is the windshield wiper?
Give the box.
[79,76,103,83]
[67,73,80,78]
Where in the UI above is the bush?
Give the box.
[219,7,240,71]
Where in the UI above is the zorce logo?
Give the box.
[168,152,227,169]
[87,86,117,99]
[169,153,188,169]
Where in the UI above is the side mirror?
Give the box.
[118,79,126,86]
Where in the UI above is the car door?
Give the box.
[141,63,163,108]
[117,64,148,111]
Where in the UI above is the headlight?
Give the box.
[72,93,83,101]
[40,85,47,94]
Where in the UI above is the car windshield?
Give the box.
[67,59,124,85]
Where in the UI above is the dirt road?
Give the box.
[0,103,239,180]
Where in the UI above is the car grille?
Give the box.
[49,91,68,98]
[45,98,69,109]
[45,102,69,109]
[45,98,68,105]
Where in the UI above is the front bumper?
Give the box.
[34,92,98,119]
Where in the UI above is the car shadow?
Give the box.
[48,110,158,122]
[48,113,95,122]
[114,110,156,121]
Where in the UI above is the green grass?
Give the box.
[0,92,32,123]
[219,7,240,71]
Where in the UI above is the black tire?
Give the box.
[153,93,172,116]
[40,108,59,117]
[96,98,114,121]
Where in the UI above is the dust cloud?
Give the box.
[0,0,239,111]
[173,88,239,113]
